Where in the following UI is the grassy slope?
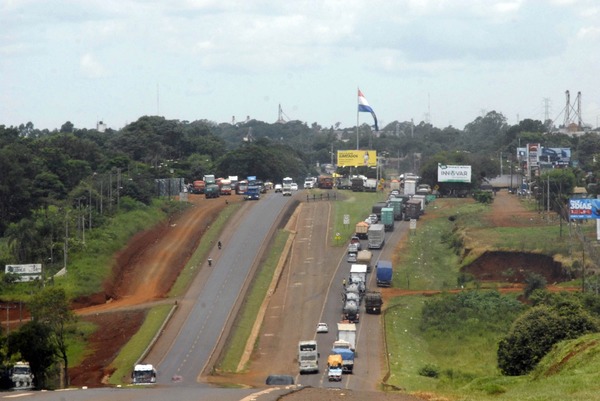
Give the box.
[384,196,600,400]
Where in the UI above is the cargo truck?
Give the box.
[336,322,357,351]
[327,354,343,381]
[364,178,377,192]
[351,177,365,192]
[356,250,372,272]
[367,223,385,249]
[371,201,389,220]
[381,207,394,231]
[244,184,261,200]
[389,197,404,220]
[342,299,360,323]
[350,264,367,288]
[403,178,417,195]
[355,221,369,239]
[10,361,34,389]
[205,183,220,198]
[376,260,393,287]
[331,347,354,374]
[364,291,383,314]
[298,340,319,373]
[404,198,422,220]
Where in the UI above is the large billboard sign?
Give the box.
[437,164,471,183]
[569,198,600,219]
[5,263,42,282]
[337,150,377,167]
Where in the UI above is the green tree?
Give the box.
[497,301,598,376]
[28,287,76,388]
[8,321,56,389]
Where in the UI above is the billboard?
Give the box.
[5,263,42,282]
[437,164,471,183]
[337,150,377,167]
[569,198,600,220]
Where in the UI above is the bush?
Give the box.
[497,301,599,376]
[418,364,440,378]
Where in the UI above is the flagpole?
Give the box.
[356,88,360,150]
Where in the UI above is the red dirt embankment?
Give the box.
[69,194,237,386]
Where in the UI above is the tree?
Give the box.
[497,301,598,376]
[28,287,76,388]
[8,321,56,389]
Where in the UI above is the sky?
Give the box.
[1,0,600,132]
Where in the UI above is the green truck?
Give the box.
[381,207,394,232]
[205,183,220,198]
[389,197,404,221]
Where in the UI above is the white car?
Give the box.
[368,214,378,224]
[316,322,329,333]
[274,184,282,193]
[290,183,298,191]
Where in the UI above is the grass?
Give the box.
[107,304,174,386]
[216,229,290,372]
[169,202,242,297]
[383,195,600,400]
[330,190,386,245]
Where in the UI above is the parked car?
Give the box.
[316,322,329,333]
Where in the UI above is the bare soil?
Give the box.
[65,189,561,399]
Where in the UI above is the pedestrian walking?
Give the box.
[208,257,213,267]
[342,278,346,287]
[218,241,222,249]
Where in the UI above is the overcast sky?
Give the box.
[2,0,600,132]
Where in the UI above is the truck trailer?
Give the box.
[356,250,372,272]
[336,322,357,351]
[331,347,354,374]
[376,260,393,287]
[381,207,394,231]
[364,291,383,314]
[404,198,422,220]
[367,223,385,249]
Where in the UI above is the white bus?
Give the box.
[298,340,319,373]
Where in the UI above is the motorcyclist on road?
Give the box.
[218,241,222,249]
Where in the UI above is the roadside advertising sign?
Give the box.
[569,198,600,219]
[5,263,42,282]
[437,164,471,183]
[337,150,377,167]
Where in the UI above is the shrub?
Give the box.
[418,364,440,378]
[497,301,599,376]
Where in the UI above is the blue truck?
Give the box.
[331,347,355,373]
[376,260,393,287]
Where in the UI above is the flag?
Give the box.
[358,89,379,131]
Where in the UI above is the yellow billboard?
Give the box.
[337,150,377,167]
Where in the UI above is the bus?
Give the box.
[298,340,319,373]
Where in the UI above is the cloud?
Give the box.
[80,53,109,78]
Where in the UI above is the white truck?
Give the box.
[10,361,34,389]
[349,264,368,289]
[367,223,385,249]
[298,340,319,373]
[282,176,293,196]
[404,178,417,196]
[336,322,357,352]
